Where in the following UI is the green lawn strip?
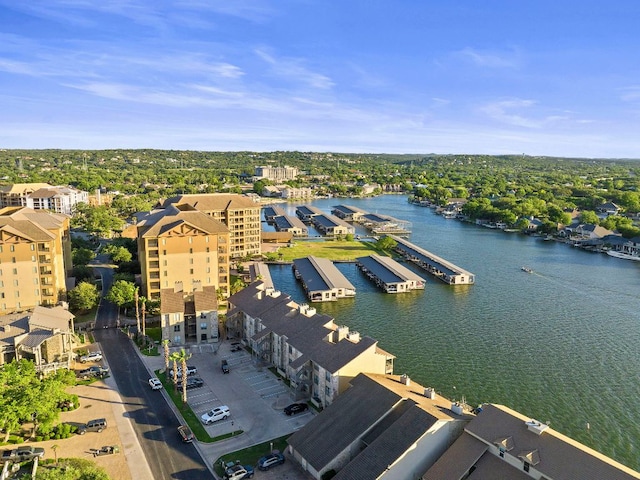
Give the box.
[145,327,162,342]
[74,307,98,325]
[213,435,290,477]
[155,370,243,443]
[275,239,383,262]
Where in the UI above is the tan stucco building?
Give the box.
[136,204,231,345]
[0,207,72,314]
[159,194,261,259]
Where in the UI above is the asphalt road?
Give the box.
[93,265,212,480]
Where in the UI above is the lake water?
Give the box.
[264,195,640,471]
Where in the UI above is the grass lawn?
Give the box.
[214,435,290,476]
[274,239,385,262]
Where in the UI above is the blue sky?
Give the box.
[1,1,639,158]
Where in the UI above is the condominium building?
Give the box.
[136,204,231,301]
[159,194,261,259]
[254,165,300,182]
[0,183,88,215]
[0,207,72,314]
[226,282,395,408]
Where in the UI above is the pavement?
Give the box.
[32,335,313,480]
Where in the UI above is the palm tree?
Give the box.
[52,444,59,466]
[175,348,192,404]
[134,287,140,335]
[141,296,147,338]
[162,339,170,373]
[169,351,180,392]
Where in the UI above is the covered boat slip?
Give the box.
[356,254,426,293]
[272,214,309,236]
[388,234,475,285]
[293,256,356,302]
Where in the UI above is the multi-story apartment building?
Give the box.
[136,204,230,345]
[0,207,72,314]
[226,281,395,408]
[159,194,261,259]
[0,183,88,215]
[254,165,299,182]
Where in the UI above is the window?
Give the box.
[200,323,207,330]
[10,245,15,252]
[206,267,210,273]
[523,462,530,473]
[325,386,330,396]
[188,237,193,244]
[32,267,37,273]
[33,278,38,285]
[13,280,19,287]
[190,269,194,274]
[206,257,210,263]
[30,244,35,251]
[201,333,207,341]
[12,257,16,263]
[15,291,19,298]
[189,258,193,264]
[12,268,17,275]
[163,260,168,266]
[174,325,181,332]
[174,335,181,343]
[205,236,209,243]
[313,375,319,385]
[206,247,210,253]
[189,248,193,254]
[162,238,166,245]
[325,371,331,381]
[499,448,505,458]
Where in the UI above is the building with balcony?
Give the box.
[254,165,300,182]
[226,282,394,408]
[159,194,261,259]
[136,203,230,306]
[0,183,88,215]
[0,207,72,314]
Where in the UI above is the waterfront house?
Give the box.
[287,373,472,480]
[225,282,394,408]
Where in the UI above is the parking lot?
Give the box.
[156,341,315,478]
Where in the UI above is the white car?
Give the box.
[80,351,103,363]
[201,405,230,424]
[172,365,198,378]
[148,378,162,390]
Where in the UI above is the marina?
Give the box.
[292,256,356,302]
[355,254,426,293]
[265,195,640,471]
[389,234,475,285]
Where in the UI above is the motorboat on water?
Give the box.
[521,266,534,273]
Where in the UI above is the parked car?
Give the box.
[257,452,285,470]
[177,425,195,443]
[172,365,197,377]
[79,365,109,379]
[184,377,204,389]
[221,359,229,374]
[78,418,107,434]
[225,463,254,479]
[284,402,309,416]
[201,405,230,424]
[148,377,163,390]
[79,351,103,363]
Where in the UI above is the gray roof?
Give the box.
[227,283,376,373]
[460,404,640,480]
[293,256,355,292]
[0,313,30,346]
[356,254,426,284]
[19,330,55,348]
[289,373,467,475]
[422,432,489,480]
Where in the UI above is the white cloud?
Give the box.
[255,49,335,90]
[456,47,521,68]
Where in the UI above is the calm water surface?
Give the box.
[265,195,640,470]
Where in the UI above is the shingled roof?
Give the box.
[160,193,259,211]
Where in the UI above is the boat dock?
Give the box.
[331,204,412,235]
[292,256,356,302]
[356,254,426,293]
[388,235,475,285]
[273,214,309,236]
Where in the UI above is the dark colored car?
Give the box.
[284,402,309,416]
[221,359,229,374]
[78,418,107,434]
[257,452,285,471]
[177,425,195,443]
[181,377,204,389]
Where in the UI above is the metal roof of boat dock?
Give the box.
[273,214,308,231]
[263,205,286,220]
[389,234,475,279]
[313,213,353,229]
[296,205,324,216]
[293,256,355,292]
[332,205,368,215]
[356,254,426,284]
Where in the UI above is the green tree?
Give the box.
[579,210,600,225]
[29,457,110,480]
[68,282,100,312]
[106,280,137,311]
[103,244,132,264]
[376,236,398,252]
[72,247,96,266]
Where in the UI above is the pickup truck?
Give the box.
[1,446,45,463]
